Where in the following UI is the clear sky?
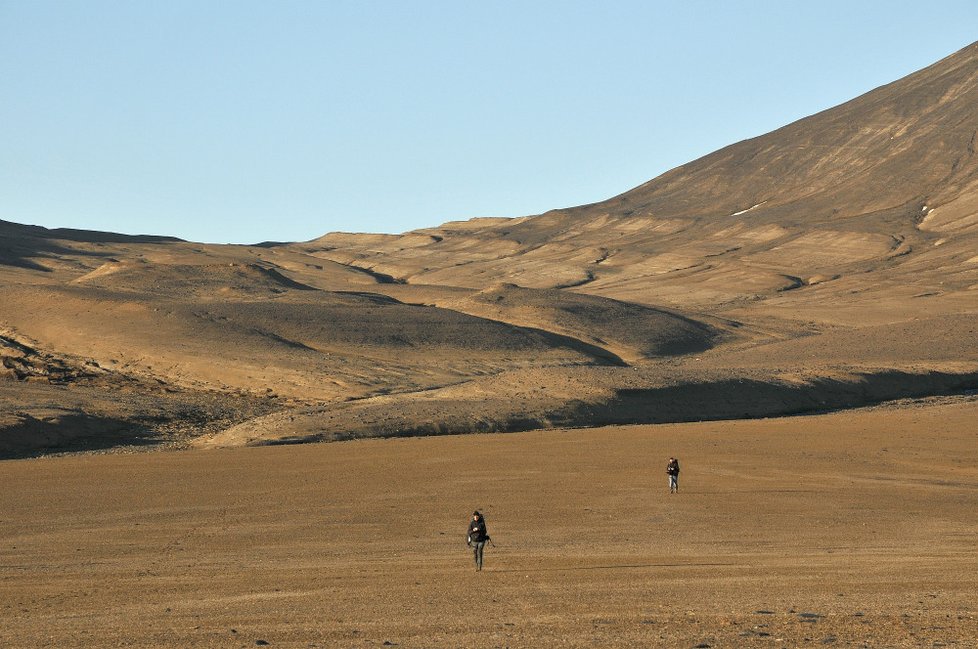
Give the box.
[2,1,977,244]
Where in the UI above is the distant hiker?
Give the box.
[667,457,680,493]
[466,510,491,571]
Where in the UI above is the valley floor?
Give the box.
[2,398,977,648]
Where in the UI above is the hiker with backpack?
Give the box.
[466,510,491,571]
[667,457,680,493]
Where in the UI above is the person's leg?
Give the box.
[475,542,484,570]
[669,474,677,493]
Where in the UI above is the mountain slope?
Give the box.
[303,41,978,314]
[4,42,978,456]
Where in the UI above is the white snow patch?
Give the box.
[919,207,939,229]
[731,201,767,217]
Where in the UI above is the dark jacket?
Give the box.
[467,517,489,544]
[666,459,680,476]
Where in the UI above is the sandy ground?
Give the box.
[2,397,976,648]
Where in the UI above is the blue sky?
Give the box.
[2,2,977,244]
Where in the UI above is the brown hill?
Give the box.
[434,282,724,363]
[3,42,978,456]
[306,42,978,315]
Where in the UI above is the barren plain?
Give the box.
[3,398,977,647]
